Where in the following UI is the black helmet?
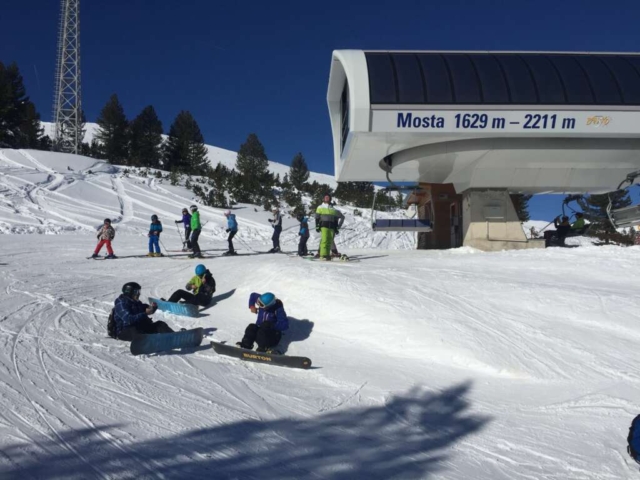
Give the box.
[182,207,188,214]
[122,282,142,298]
[151,214,158,221]
[190,205,198,212]
[104,218,111,224]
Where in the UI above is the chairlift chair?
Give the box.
[607,170,640,229]
[371,184,433,232]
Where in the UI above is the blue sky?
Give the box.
[3,0,640,220]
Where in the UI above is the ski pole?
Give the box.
[175,222,185,246]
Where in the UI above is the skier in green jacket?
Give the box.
[189,205,203,258]
[315,194,344,260]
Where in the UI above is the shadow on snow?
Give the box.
[1,381,490,479]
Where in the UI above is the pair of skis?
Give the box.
[129,329,311,369]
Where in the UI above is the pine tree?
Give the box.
[510,194,532,222]
[164,111,208,175]
[95,94,129,163]
[289,152,309,190]
[579,191,632,240]
[129,105,163,168]
[0,62,43,148]
[235,133,270,203]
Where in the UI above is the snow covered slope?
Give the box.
[1,149,639,479]
[42,122,338,187]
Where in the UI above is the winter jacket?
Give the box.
[299,217,309,237]
[571,218,586,230]
[186,271,216,304]
[191,210,201,230]
[149,221,163,236]
[315,203,345,230]
[227,214,238,232]
[178,213,191,228]
[97,225,116,241]
[114,294,150,336]
[270,211,282,228]
[248,292,289,331]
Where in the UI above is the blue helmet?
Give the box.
[195,264,206,276]
[256,292,276,309]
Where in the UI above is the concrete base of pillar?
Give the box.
[462,190,545,251]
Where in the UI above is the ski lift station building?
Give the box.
[327,50,640,251]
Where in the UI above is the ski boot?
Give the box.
[106,254,117,259]
[154,253,164,257]
[91,253,98,259]
[147,252,155,257]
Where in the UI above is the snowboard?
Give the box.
[211,341,312,369]
[149,297,199,317]
[131,327,204,355]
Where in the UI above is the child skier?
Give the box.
[166,264,216,306]
[148,214,163,257]
[188,205,203,259]
[113,282,174,341]
[174,207,192,251]
[223,210,238,255]
[237,292,289,353]
[268,207,282,253]
[297,214,310,256]
[92,218,116,259]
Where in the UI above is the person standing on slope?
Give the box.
[113,282,174,341]
[188,205,203,258]
[268,206,282,253]
[297,214,310,256]
[223,210,238,255]
[174,208,192,251]
[237,292,289,353]
[166,264,216,306]
[148,214,163,257]
[92,218,117,259]
[315,194,344,261]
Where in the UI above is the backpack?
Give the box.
[107,308,117,338]
[627,414,640,464]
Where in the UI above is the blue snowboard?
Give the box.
[149,297,199,317]
[130,327,204,355]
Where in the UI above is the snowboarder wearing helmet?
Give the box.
[297,214,310,256]
[314,194,344,260]
[237,292,289,353]
[268,207,282,253]
[223,210,238,256]
[92,219,117,259]
[166,264,216,306]
[148,214,163,257]
[174,208,192,251]
[114,282,174,341]
[188,205,203,258]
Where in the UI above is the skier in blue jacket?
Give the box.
[174,208,192,251]
[114,282,174,341]
[223,210,238,256]
[148,214,163,257]
[237,292,289,352]
[297,214,310,256]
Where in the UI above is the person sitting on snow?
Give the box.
[237,292,289,353]
[114,282,174,341]
[166,264,216,306]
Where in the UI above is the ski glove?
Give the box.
[315,228,320,233]
[226,229,230,233]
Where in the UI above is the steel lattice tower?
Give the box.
[53,0,82,154]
